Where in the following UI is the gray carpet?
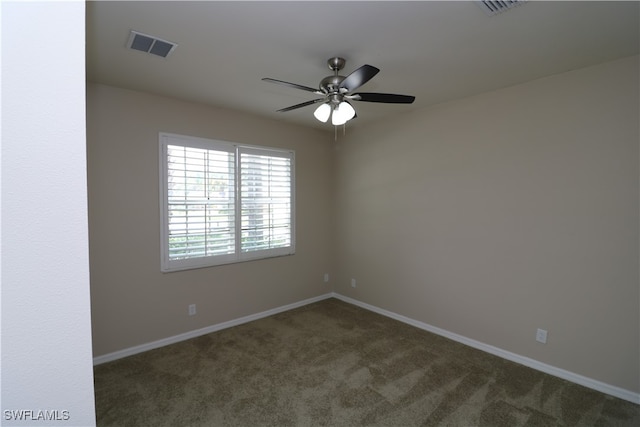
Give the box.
[94,298,640,426]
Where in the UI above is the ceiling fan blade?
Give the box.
[339,65,380,93]
[276,98,325,112]
[262,78,323,95]
[351,92,415,104]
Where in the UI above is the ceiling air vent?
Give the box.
[127,30,177,58]
[476,0,527,16]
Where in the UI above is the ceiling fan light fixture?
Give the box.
[340,101,356,121]
[313,103,331,122]
[331,108,347,126]
[331,101,355,125]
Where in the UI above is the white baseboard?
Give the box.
[92,293,334,366]
[93,291,639,405]
[332,293,640,405]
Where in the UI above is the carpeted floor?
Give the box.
[94,298,640,426]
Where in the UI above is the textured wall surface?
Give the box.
[1,1,96,425]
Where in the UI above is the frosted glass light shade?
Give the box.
[331,101,356,125]
[313,103,331,122]
[340,101,356,121]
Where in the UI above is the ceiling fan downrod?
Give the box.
[320,57,347,102]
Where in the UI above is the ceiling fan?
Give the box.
[262,57,415,126]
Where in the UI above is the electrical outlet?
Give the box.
[536,328,547,344]
[188,304,196,316]
[324,273,329,283]
[351,278,356,288]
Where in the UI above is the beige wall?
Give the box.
[333,56,639,393]
[87,83,334,357]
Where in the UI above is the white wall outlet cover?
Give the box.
[536,328,548,343]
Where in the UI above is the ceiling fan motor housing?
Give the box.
[320,75,345,97]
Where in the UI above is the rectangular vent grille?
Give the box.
[127,31,177,58]
[476,0,527,16]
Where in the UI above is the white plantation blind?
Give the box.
[167,144,235,260]
[239,148,293,258]
[160,133,295,272]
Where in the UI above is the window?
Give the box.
[160,133,295,272]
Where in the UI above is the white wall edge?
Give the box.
[93,293,334,366]
[332,293,640,405]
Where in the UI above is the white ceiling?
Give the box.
[86,1,639,130]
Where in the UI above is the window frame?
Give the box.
[159,132,295,272]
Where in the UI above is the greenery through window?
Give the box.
[160,133,294,272]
